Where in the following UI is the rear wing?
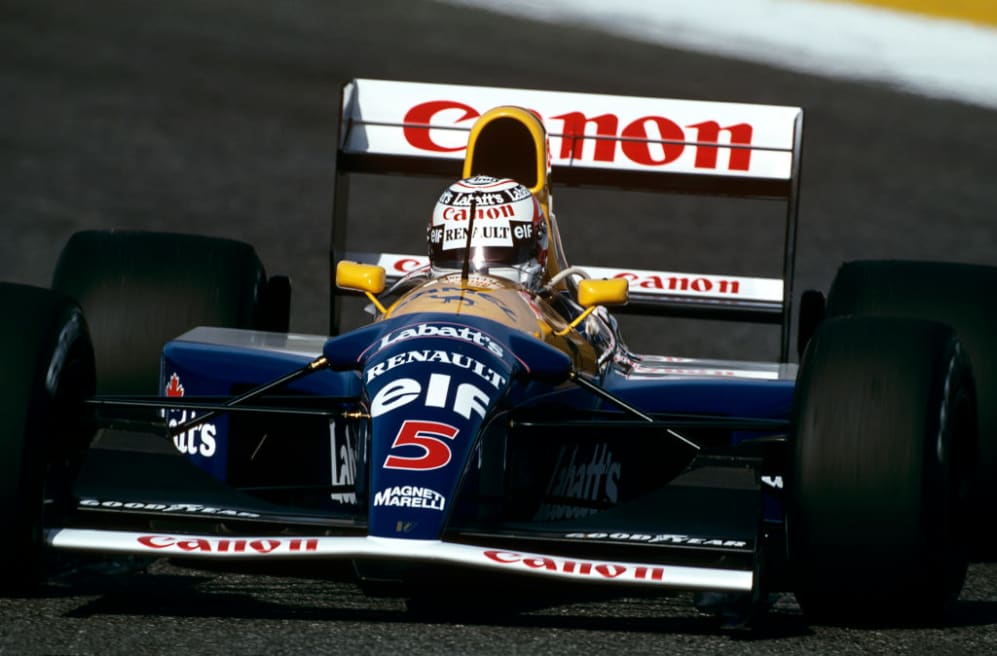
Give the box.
[331,79,804,360]
[348,252,784,324]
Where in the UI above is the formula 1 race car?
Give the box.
[3,79,996,627]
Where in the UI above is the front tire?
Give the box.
[788,316,975,624]
[0,283,96,595]
[826,260,997,554]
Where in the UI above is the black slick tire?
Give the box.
[826,260,997,554]
[788,315,975,625]
[52,230,270,394]
[0,283,96,595]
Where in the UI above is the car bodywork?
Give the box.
[50,79,816,604]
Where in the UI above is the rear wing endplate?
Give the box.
[331,79,804,360]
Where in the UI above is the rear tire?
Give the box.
[788,316,975,624]
[0,283,96,595]
[826,260,997,553]
[52,230,274,394]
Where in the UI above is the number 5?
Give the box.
[383,420,459,471]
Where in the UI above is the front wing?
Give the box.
[47,529,752,592]
[49,440,765,595]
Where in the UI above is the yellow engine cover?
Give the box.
[385,273,598,371]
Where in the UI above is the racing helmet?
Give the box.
[427,176,548,289]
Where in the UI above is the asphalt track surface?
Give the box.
[2,0,997,654]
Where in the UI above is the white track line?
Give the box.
[438,0,997,110]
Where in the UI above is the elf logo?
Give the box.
[370,373,491,421]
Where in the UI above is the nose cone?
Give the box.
[362,322,514,540]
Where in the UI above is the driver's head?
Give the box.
[427,175,548,290]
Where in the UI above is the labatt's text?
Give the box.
[379,323,505,358]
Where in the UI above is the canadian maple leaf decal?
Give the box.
[165,373,185,398]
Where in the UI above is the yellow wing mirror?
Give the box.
[555,278,629,336]
[336,261,386,294]
[577,278,629,308]
[336,261,387,313]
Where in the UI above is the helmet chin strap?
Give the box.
[460,191,479,283]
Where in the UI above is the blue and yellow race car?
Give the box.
[3,79,993,627]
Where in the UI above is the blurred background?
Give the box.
[2,0,995,362]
